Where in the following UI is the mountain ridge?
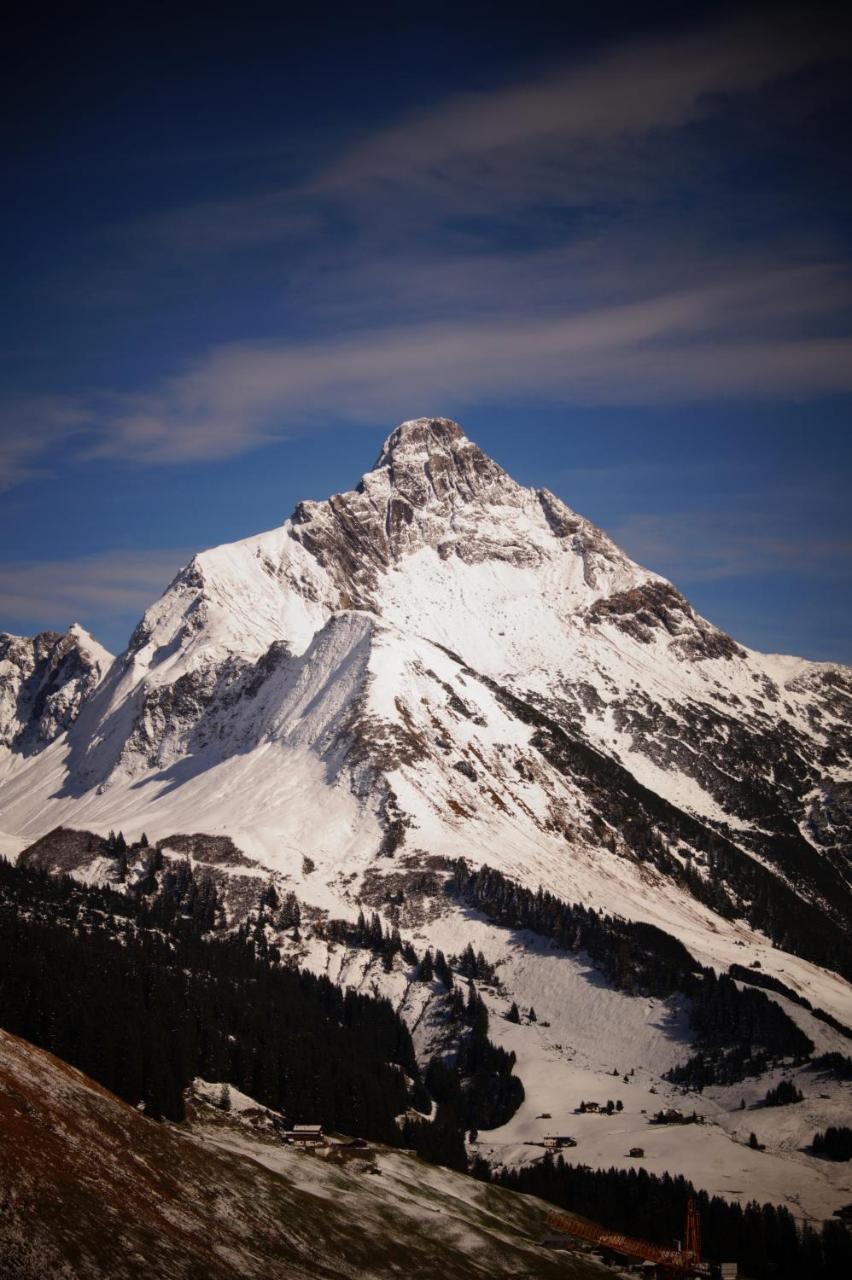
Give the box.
[0,417,849,983]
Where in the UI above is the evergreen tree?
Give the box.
[368,912,384,949]
[812,1126,852,1160]
[498,1150,848,1278]
[465,982,488,1037]
[417,950,434,983]
[434,949,453,989]
[260,882,279,912]
[0,855,420,1141]
[279,892,300,930]
[763,1079,803,1107]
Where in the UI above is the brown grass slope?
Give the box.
[0,1029,610,1280]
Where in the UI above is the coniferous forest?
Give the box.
[812,1127,852,1161]
[321,905,524,1133]
[497,1153,852,1280]
[0,857,416,1136]
[0,854,519,1166]
[478,676,852,981]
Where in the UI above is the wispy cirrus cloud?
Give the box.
[74,260,852,465]
[611,511,852,583]
[3,10,851,488]
[314,11,841,210]
[5,257,850,483]
[0,549,192,647]
[118,10,844,256]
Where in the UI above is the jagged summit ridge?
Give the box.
[375,415,467,464]
[286,416,634,620]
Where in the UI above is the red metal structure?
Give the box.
[545,1196,703,1275]
[685,1196,702,1262]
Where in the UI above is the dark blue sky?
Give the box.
[2,1,851,659]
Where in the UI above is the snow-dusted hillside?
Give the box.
[288,892,852,1224]
[0,1028,609,1280]
[1,416,851,1218]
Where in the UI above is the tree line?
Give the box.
[666,970,813,1089]
[448,860,813,1084]
[475,673,852,981]
[812,1127,852,1161]
[496,1151,852,1280]
[0,855,524,1169]
[321,905,524,1141]
[729,963,852,1041]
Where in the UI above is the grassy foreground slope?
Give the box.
[0,1028,611,1280]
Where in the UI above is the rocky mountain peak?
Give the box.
[2,414,852,1014]
[284,418,529,606]
[376,416,466,460]
[368,416,512,510]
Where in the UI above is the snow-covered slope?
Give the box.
[293,899,852,1223]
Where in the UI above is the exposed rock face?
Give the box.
[0,625,112,756]
[0,417,850,981]
[288,418,630,605]
[587,581,745,660]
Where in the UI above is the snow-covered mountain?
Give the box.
[1,418,849,961]
[2,417,851,1219]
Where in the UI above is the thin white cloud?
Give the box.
[0,549,192,635]
[317,11,840,202]
[4,11,851,483]
[611,512,852,582]
[6,257,850,477]
[113,11,845,258]
[76,262,852,464]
